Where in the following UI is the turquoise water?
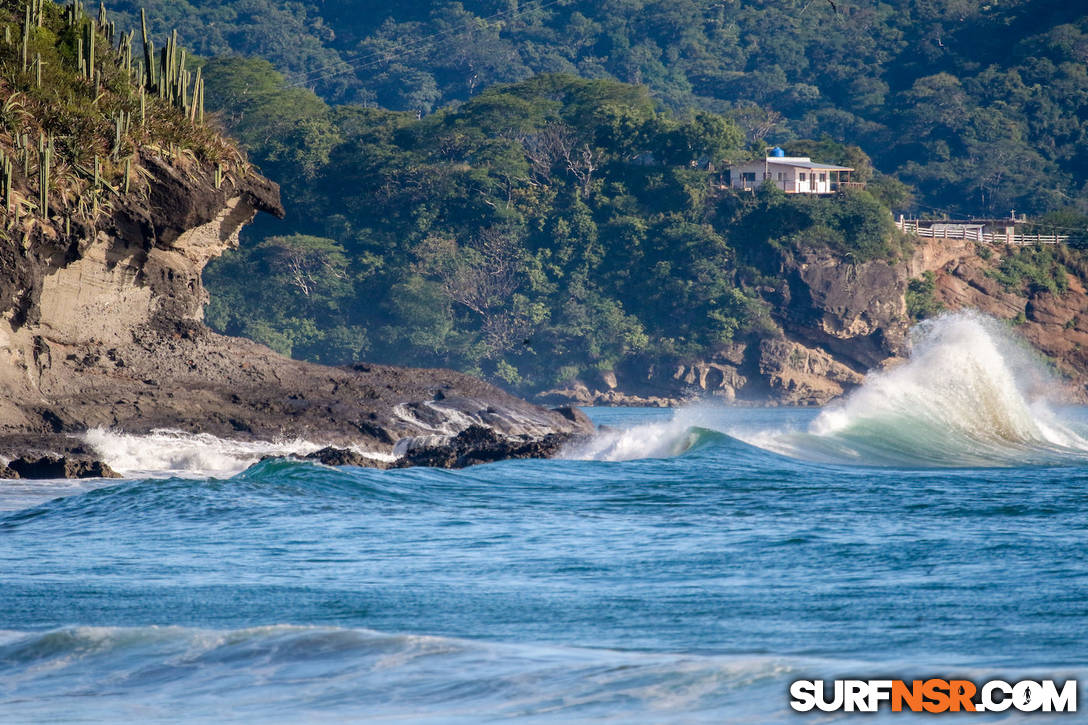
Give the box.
[3,314,1088,722]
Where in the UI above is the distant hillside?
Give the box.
[111,0,1088,218]
[198,67,917,398]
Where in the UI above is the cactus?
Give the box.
[189,67,202,122]
[93,155,100,189]
[21,4,29,73]
[112,111,124,158]
[123,157,130,195]
[140,9,154,91]
[34,52,40,87]
[83,18,95,80]
[39,137,50,219]
[0,151,12,214]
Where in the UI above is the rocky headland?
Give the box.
[538,234,1085,408]
[0,151,591,476]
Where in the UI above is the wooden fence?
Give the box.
[896,219,1067,245]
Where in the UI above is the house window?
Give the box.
[819,173,826,182]
[799,173,807,182]
[741,172,756,184]
[777,172,784,181]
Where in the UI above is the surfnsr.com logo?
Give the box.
[790,679,1078,713]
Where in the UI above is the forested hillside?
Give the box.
[108,0,1088,217]
[199,68,906,389]
[78,0,1088,395]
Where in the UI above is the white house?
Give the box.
[725,148,856,194]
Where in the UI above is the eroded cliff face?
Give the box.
[540,244,913,407]
[540,235,1085,407]
[926,242,1088,399]
[0,152,590,460]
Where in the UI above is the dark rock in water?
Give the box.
[552,405,594,429]
[301,446,388,469]
[393,424,588,469]
[7,456,121,479]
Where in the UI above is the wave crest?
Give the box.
[752,312,1088,467]
[566,313,1088,468]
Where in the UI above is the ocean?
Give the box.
[2,312,1087,723]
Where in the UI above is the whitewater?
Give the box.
[2,311,1088,723]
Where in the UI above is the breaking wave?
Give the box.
[0,624,805,723]
[81,428,396,478]
[751,312,1088,467]
[569,312,1088,468]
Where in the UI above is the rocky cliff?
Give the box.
[539,234,1085,407]
[925,239,1088,396]
[0,3,590,474]
[0,151,590,466]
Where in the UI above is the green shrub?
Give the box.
[905,271,943,321]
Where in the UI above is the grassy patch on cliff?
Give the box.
[906,271,943,321]
[986,245,1071,296]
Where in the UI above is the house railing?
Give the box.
[896,219,1067,245]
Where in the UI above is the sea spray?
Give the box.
[560,405,730,461]
[566,312,1088,467]
[749,311,1088,467]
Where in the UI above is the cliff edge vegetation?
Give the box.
[0,0,590,471]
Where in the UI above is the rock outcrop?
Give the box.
[0,151,591,471]
[7,456,121,479]
[538,234,1086,407]
[391,424,588,469]
[539,245,911,407]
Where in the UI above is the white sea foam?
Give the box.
[81,428,397,478]
[749,311,1088,466]
[565,312,1088,468]
[561,406,722,461]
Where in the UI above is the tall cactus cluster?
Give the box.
[139,10,204,121]
[3,0,216,229]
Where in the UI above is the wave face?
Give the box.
[0,624,809,724]
[750,312,1088,467]
[566,313,1088,468]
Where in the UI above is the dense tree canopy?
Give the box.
[82,0,1088,390]
[117,0,1088,217]
[202,69,900,390]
